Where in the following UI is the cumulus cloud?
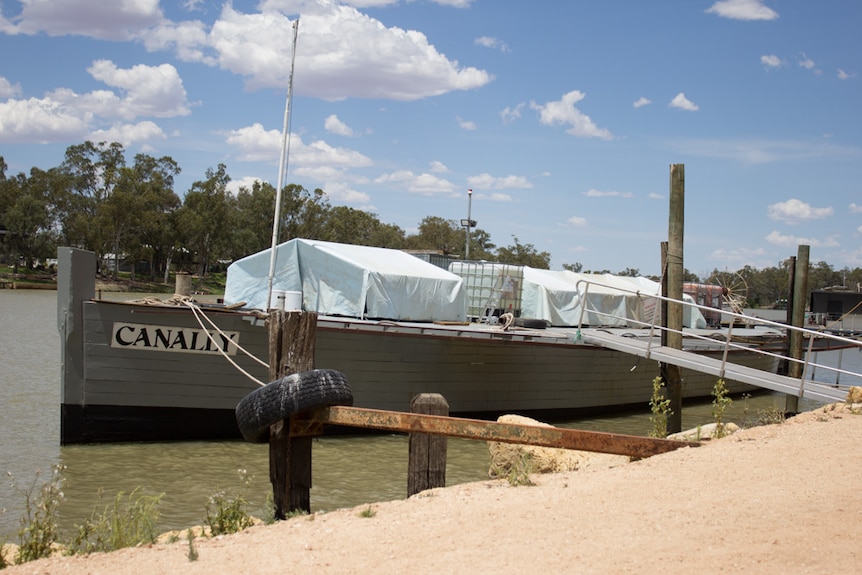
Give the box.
[567,216,588,227]
[669,92,699,111]
[765,230,839,249]
[86,60,190,119]
[0,0,164,40]
[850,203,862,214]
[837,68,853,80]
[633,97,651,108]
[799,53,816,70]
[501,103,524,124]
[457,116,477,131]
[225,122,372,169]
[0,76,22,98]
[374,170,456,195]
[530,90,612,140]
[89,120,166,145]
[761,54,782,69]
[583,189,633,199]
[0,97,90,143]
[324,114,355,136]
[467,173,533,190]
[706,0,778,21]
[767,198,833,223]
[475,36,509,52]
[429,160,449,173]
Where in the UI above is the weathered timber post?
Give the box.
[662,164,684,434]
[785,245,810,415]
[407,393,449,497]
[269,309,317,518]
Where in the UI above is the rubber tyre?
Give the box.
[235,369,353,443]
[513,317,549,329]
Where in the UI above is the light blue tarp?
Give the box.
[224,239,467,321]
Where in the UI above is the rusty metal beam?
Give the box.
[295,406,698,459]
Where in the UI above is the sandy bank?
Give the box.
[4,403,861,574]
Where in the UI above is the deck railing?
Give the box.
[574,278,862,397]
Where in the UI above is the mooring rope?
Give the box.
[181,299,269,387]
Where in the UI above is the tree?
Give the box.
[0,168,57,270]
[324,206,406,248]
[231,180,278,259]
[405,216,464,255]
[176,164,233,279]
[495,236,551,269]
[563,262,583,273]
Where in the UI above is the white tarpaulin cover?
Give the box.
[521,269,707,328]
[224,239,467,321]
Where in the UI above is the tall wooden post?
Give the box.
[407,393,449,497]
[662,164,684,433]
[785,245,810,415]
[268,310,317,518]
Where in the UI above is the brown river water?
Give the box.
[2,289,855,541]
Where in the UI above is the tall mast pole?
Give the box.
[266,18,299,310]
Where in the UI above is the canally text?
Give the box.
[111,322,240,355]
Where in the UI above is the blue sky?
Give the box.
[1,0,860,277]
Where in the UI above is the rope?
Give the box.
[181,300,269,387]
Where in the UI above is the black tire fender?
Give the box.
[235,369,353,443]
[513,317,549,329]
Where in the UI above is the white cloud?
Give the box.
[486,192,512,202]
[633,97,651,108]
[567,216,588,227]
[225,122,372,169]
[89,120,166,145]
[530,90,612,140]
[320,180,371,204]
[200,4,492,100]
[0,97,90,143]
[767,199,833,223]
[501,103,523,124]
[475,36,509,52]
[669,92,699,111]
[1,0,164,40]
[669,137,862,165]
[374,170,456,195]
[850,203,862,214]
[324,114,354,136]
[226,176,265,196]
[457,116,477,131]
[798,53,818,73]
[583,189,633,199]
[706,0,778,21]
[86,60,191,119]
[760,54,782,69]
[648,192,664,200]
[765,230,839,249]
[467,173,533,190]
[0,76,22,98]
[429,160,449,173]
[837,69,854,80]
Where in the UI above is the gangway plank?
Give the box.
[580,331,847,404]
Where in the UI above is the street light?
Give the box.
[460,188,476,259]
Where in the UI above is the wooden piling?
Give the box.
[407,393,449,497]
[268,309,317,518]
[664,164,685,434]
[785,245,810,414]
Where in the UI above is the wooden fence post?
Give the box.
[269,310,317,519]
[407,393,449,497]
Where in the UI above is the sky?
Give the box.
[1,0,860,278]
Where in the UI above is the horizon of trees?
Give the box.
[2,141,861,308]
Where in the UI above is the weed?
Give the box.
[187,530,199,562]
[67,487,163,555]
[506,452,535,487]
[648,376,672,438]
[204,469,255,536]
[13,465,65,564]
[358,506,376,518]
[284,509,309,520]
[711,378,733,438]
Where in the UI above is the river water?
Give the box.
[2,289,859,541]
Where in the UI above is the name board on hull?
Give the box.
[111,322,240,356]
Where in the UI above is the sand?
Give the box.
[4,403,861,575]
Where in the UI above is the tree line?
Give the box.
[1,141,860,307]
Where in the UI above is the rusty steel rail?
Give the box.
[292,405,698,459]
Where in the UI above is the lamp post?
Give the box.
[460,189,475,260]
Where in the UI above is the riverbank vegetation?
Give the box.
[2,142,860,303]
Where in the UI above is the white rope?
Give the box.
[182,300,268,387]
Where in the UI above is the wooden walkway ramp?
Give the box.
[580,331,848,404]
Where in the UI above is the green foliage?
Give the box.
[187,530,199,562]
[711,378,733,438]
[203,469,255,536]
[358,506,377,518]
[67,487,162,555]
[506,453,535,486]
[495,236,551,269]
[648,376,672,438]
[12,465,65,564]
